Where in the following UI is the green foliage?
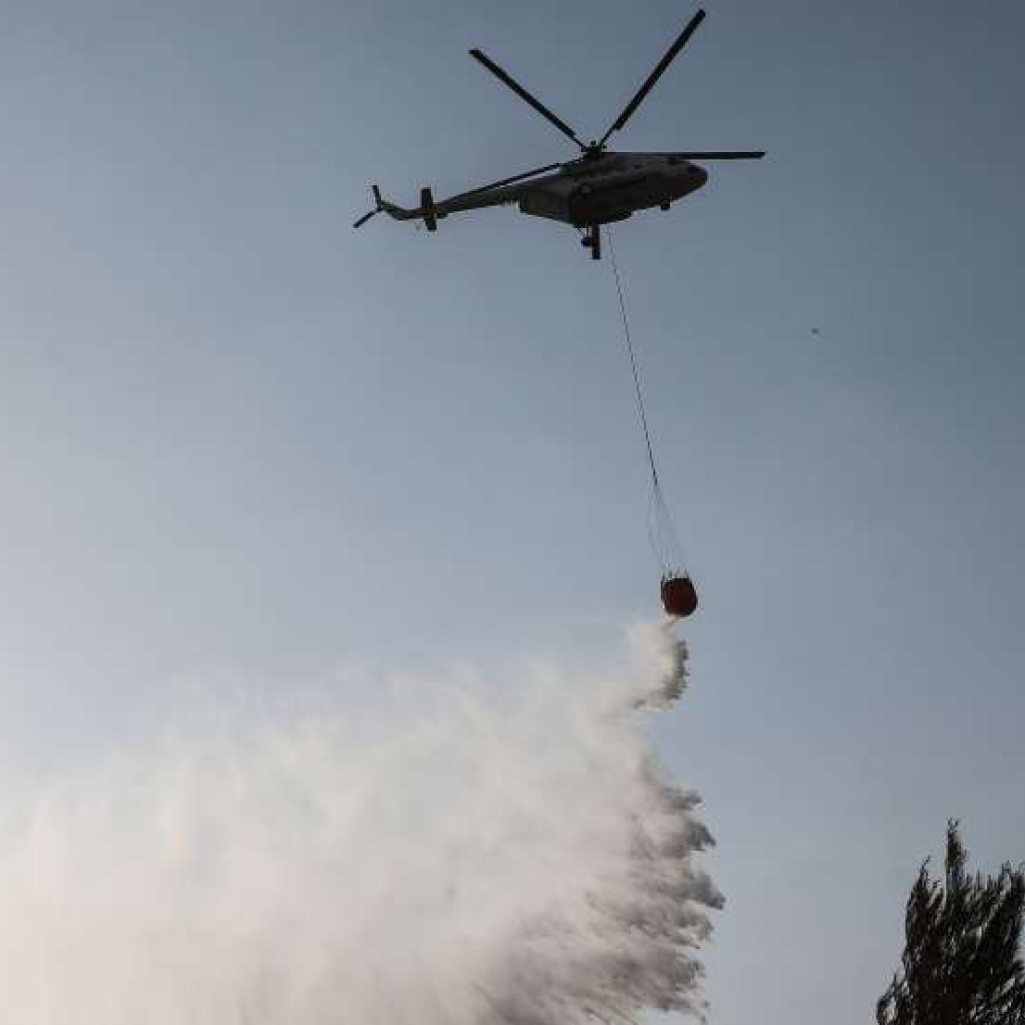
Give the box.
[878,821,1025,1025]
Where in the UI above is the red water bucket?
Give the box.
[661,575,698,618]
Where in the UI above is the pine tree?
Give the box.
[877,821,1025,1025]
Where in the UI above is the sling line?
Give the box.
[608,230,659,492]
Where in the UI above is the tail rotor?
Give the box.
[353,185,385,229]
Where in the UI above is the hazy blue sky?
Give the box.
[1,1,1023,1023]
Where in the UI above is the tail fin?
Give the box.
[352,184,427,230]
[372,185,418,221]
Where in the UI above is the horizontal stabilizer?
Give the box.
[421,187,438,231]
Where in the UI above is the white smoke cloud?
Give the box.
[0,622,720,1025]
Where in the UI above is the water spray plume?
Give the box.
[0,622,719,1025]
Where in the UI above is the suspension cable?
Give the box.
[608,230,659,491]
[608,230,689,576]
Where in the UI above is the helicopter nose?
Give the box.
[671,162,707,200]
[684,163,708,195]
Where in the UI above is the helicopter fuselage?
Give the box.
[514,151,708,227]
[421,151,709,228]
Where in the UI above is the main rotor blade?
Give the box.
[599,8,706,147]
[675,151,766,159]
[469,48,585,150]
[454,161,563,199]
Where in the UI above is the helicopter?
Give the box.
[353,8,764,260]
